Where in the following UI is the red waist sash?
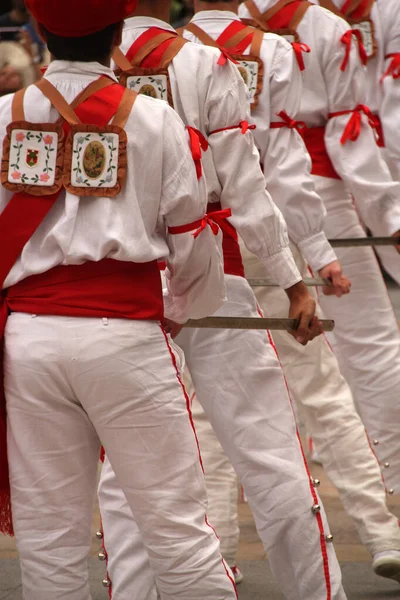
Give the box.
[0,258,162,535]
[207,201,244,278]
[301,126,341,180]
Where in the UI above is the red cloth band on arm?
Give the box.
[340,29,367,71]
[380,53,400,82]
[329,104,378,144]
[209,121,256,136]
[270,110,307,133]
[168,208,233,239]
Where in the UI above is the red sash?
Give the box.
[126,27,182,69]
[265,0,305,29]
[207,202,244,278]
[0,82,159,536]
[301,127,341,180]
[216,20,257,54]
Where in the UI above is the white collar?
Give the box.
[191,10,241,23]
[45,60,118,82]
[124,16,176,33]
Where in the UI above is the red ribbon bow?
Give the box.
[192,208,233,239]
[340,29,367,71]
[270,111,307,133]
[331,104,377,144]
[217,46,239,66]
[291,42,310,72]
[380,53,400,83]
[209,121,256,136]
[186,126,209,179]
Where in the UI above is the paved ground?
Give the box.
[1,283,400,599]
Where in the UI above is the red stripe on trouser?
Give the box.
[257,304,332,599]
[161,327,238,598]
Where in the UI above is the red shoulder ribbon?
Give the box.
[329,104,378,144]
[186,127,209,180]
[291,42,310,71]
[340,29,367,71]
[168,207,233,239]
[380,53,400,82]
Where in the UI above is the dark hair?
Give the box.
[43,22,121,63]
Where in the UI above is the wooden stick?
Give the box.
[184,317,335,332]
[248,277,328,287]
[329,237,400,247]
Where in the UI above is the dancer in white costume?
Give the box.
[175,1,400,584]
[97,1,348,599]
[0,0,240,598]
[240,0,400,499]
[315,0,400,285]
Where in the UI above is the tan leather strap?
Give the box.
[263,0,296,22]
[250,28,264,56]
[223,26,255,49]
[318,0,343,16]
[70,77,115,109]
[158,36,188,68]
[290,1,312,29]
[112,47,134,72]
[111,88,137,129]
[244,0,266,22]
[35,78,81,125]
[11,87,27,121]
[183,22,220,48]
[131,32,177,67]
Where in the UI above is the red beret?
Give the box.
[25,0,138,37]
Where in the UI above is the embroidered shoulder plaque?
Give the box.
[119,67,173,107]
[1,121,64,195]
[63,124,128,197]
[350,18,377,60]
[230,54,264,110]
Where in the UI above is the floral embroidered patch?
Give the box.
[126,74,169,102]
[70,132,119,189]
[237,60,260,105]
[7,128,58,186]
[350,19,377,59]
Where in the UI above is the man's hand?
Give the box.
[318,260,351,297]
[285,281,323,345]
[392,230,400,253]
[163,318,184,339]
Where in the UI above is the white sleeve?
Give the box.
[255,38,337,272]
[379,4,400,181]
[323,16,400,236]
[206,59,301,289]
[160,108,225,323]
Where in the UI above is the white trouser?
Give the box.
[314,176,400,493]
[4,314,236,600]
[98,276,346,600]
[189,388,240,567]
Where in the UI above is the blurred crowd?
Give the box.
[0,0,194,96]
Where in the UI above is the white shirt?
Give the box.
[239,1,400,237]
[120,16,301,289]
[186,10,337,272]
[0,60,226,323]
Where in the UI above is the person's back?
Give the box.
[0,1,240,599]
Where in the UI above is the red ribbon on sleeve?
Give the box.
[340,29,367,71]
[168,208,233,239]
[209,120,256,136]
[270,110,307,133]
[291,42,310,72]
[329,104,378,144]
[186,126,209,179]
[380,53,400,82]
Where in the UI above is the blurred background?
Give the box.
[0,0,195,96]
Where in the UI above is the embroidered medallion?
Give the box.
[25,148,39,168]
[69,131,120,189]
[5,128,59,187]
[82,141,106,180]
[126,74,168,102]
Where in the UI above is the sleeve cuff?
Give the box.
[261,246,302,289]
[297,232,338,273]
